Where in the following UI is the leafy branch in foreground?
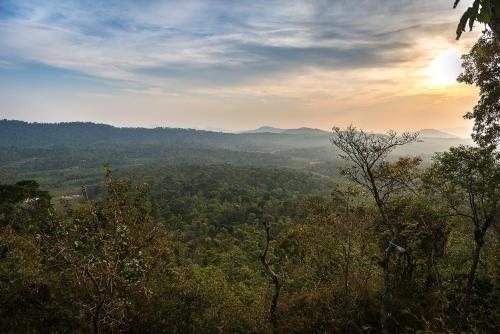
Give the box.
[454,0,500,43]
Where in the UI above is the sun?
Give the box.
[425,49,463,87]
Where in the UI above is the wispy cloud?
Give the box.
[0,1,474,87]
[0,59,10,68]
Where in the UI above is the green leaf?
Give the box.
[456,8,473,39]
[469,0,480,30]
[478,3,492,22]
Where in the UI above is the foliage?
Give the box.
[454,0,500,40]
[44,168,168,333]
[0,180,52,232]
[427,145,500,330]
[0,156,498,333]
[458,32,500,148]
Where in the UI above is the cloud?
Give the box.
[0,0,472,89]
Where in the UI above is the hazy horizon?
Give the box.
[1,117,473,139]
[0,1,481,137]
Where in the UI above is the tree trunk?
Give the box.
[460,233,484,330]
[490,14,500,48]
[344,237,351,295]
[490,16,500,37]
[93,307,101,334]
[260,221,281,333]
[431,245,447,328]
[380,226,400,334]
[380,244,392,334]
[370,185,391,333]
[270,274,281,332]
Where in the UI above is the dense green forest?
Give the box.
[1,152,499,333]
[0,120,471,196]
[1,3,500,333]
[0,120,470,151]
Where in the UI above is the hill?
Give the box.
[281,127,330,135]
[243,126,329,135]
[418,128,459,138]
[242,126,286,133]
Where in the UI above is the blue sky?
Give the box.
[0,0,481,134]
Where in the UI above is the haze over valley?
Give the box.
[0,119,473,196]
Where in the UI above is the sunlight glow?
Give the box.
[425,49,463,87]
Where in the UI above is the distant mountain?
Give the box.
[438,126,472,139]
[418,129,458,139]
[244,126,329,135]
[204,127,233,133]
[246,126,458,138]
[242,126,285,134]
[281,127,330,135]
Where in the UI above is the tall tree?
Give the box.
[428,145,500,329]
[458,31,500,148]
[330,125,420,333]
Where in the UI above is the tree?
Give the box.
[0,180,52,232]
[330,125,420,333]
[428,145,500,329]
[46,167,166,333]
[330,183,364,295]
[0,226,44,331]
[458,32,500,148]
[454,0,500,44]
[384,195,451,330]
[277,193,379,333]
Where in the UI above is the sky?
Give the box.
[0,0,483,136]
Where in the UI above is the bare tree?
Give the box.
[330,125,420,334]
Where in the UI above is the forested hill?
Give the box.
[0,120,330,151]
[0,120,235,146]
[0,120,472,154]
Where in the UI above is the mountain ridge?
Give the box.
[418,128,459,139]
[242,126,329,135]
[0,120,470,155]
